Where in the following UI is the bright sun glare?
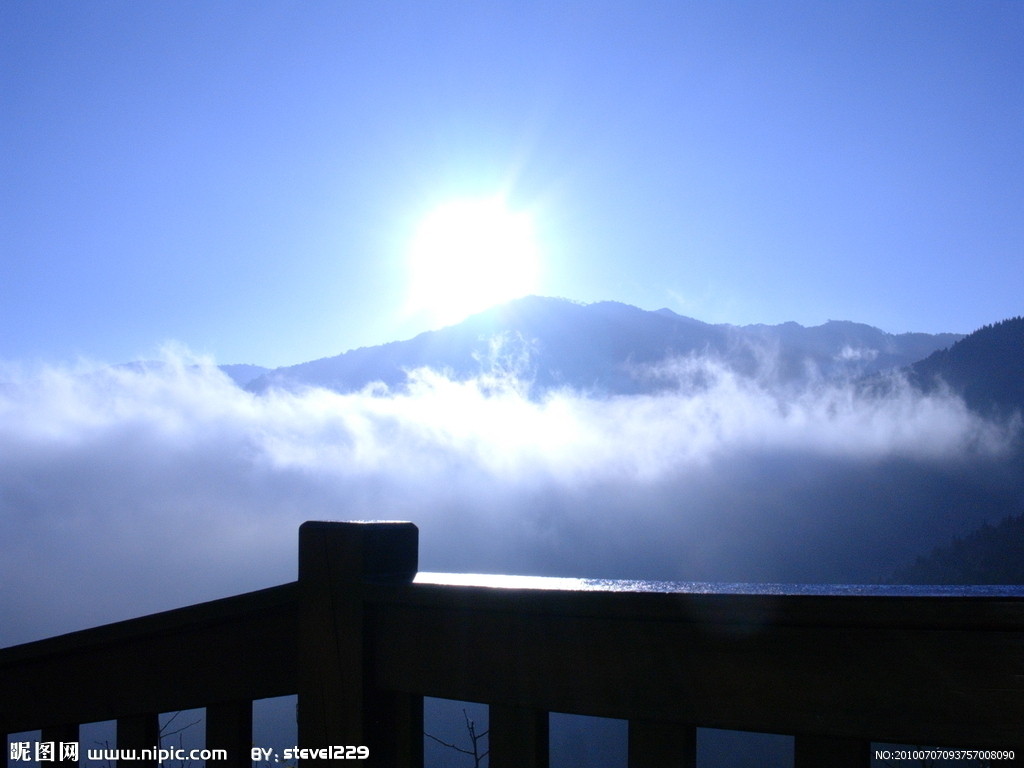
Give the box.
[406,197,541,326]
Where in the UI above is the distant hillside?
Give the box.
[247,296,962,396]
[889,316,1024,584]
[218,364,270,387]
[112,361,271,388]
[893,511,1024,584]
[93,303,1023,585]
[908,316,1024,417]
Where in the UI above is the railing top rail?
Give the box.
[0,581,297,664]
[6,567,1023,665]
[393,572,1024,630]
[415,570,1024,596]
[368,572,1024,747]
[0,582,299,732]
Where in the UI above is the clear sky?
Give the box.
[3,1,1021,367]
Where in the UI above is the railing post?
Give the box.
[40,724,79,768]
[628,720,696,768]
[794,735,869,768]
[297,521,420,768]
[206,701,252,768]
[117,713,159,768]
[489,705,548,768]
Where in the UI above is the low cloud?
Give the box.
[0,348,1018,645]
[836,345,879,362]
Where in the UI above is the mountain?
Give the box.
[53,303,1024,588]
[218,364,271,387]
[878,317,1024,583]
[893,512,1024,584]
[111,361,271,387]
[247,296,962,396]
[907,316,1024,417]
[216,302,1024,585]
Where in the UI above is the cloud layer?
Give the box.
[1,348,1018,645]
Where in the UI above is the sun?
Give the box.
[405,197,541,326]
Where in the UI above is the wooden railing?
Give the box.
[3,521,1024,767]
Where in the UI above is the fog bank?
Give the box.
[1,349,1017,646]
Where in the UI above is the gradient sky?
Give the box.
[3,1,1022,367]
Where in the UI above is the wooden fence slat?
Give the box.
[40,723,79,768]
[628,720,696,768]
[488,705,548,768]
[117,713,159,768]
[794,735,869,768]
[0,583,297,734]
[206,701,252,768]
[364,690,423,768]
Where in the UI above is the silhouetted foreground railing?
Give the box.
[3,521,1023,767]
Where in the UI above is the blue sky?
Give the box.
[3,1,1022,367]
[3,1,1024,654]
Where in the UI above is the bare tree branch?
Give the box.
[424,731,476,756]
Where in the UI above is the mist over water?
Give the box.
[0,347,1018,646]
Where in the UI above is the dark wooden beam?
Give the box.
[117,713,159,768]
[368,582,1024,748]
[41,723,80,768]
[206,701,252,768]
[794,735,869,768]
[489,705,548,768]
[4,523,1024,762]
[0,584,298,733]
[628,720,696,768]
[296,521,418,767]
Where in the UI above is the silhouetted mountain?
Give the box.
[236,302,1024,586]
[893,511,1024,584]
[878,318,1024,584]
[247,296,961,395]
[908,316,1024,417]
[219,364,270,387]
[112,360,271,387]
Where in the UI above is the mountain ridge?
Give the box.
[908,315,1024,417]
[244,296,964,396]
